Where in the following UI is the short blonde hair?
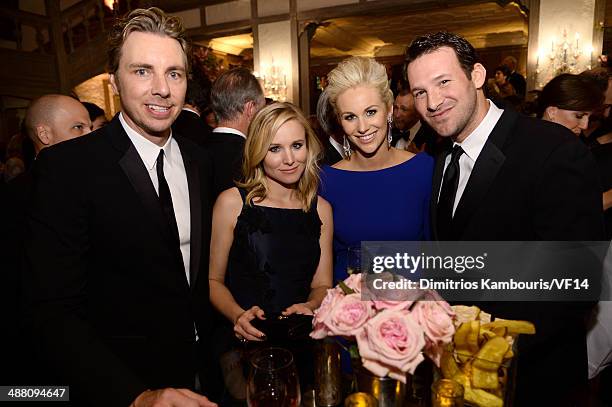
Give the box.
[325,56,393,117]
[238,103,321,212]
[107,7,189,75]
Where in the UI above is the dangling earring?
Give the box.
[387,116,393,148]
[343,135,352,159]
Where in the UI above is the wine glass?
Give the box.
[247,347,301,407]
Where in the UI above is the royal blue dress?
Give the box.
[319,153,433,282]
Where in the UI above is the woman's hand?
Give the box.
[234,306,266,341]
[283,303,314,316]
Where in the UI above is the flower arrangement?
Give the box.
[311,273,455,383]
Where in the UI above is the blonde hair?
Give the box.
[238,102,321,212]
[107,7,189,75]
[324,56,393,118]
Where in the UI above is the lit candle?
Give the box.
[575,32,580,49]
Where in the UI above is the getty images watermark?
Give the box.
[358,241,610,302]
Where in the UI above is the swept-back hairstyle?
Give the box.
[238,102,321,212]
[211,67,264,122]
[537,73,604,118]
[405,31,480,80]
[107,7,189,75]
[318,56,393,133]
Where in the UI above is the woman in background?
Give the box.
[537,73,603,136]
[491,64,516,99]
[317,56,433,283]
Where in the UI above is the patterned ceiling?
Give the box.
[311,2,528,58]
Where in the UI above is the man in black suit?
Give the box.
[205,67,264,197]
[23,8,216,407]
[391,86,421,150]
[172,69,212,148]
[501,55,526,100]
[1,94,92,387]
[406,32,604,405]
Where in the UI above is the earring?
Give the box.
[387,116,393,148]
[343,135,352,159]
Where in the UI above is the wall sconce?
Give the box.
[261,61,287,102]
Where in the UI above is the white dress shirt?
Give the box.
[396,121,422,151]
[588,243,612,378]
[119,113,192,285]
[213,126,246,139]
[440,100,504,216]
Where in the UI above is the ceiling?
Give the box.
[208,33,253,55]
[310,2,528,59]
[202,1,528,60]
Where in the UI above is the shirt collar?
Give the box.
[329,136,346,158]
[454,100,503,162]
[119,112,173,171]
[213,126,246,139]
[182,107,200,116]
[409,121,422,140]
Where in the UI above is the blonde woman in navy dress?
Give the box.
[208,102,333,399]
[318,57,433,282]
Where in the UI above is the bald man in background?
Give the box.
[0,94,91,387]
[24,94,92,155]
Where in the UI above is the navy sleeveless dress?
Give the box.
[225,188,322,316]
[319,153,433,282]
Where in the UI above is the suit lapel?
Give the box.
[451,109,516,238]
[176,138,202,290]
[430,150,447,240]
[118,143,179,247]
[108,116,185,251]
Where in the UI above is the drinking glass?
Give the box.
[247,347,301,407]
[431,378,464,407]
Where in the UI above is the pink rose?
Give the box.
[325,293,373,336]
[411,301,455,366]
[310,288,343,339]
[356,310,426,382]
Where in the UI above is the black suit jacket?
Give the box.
[0,171,32,385]
[172,109,212,148]
[320,136,344,166]
[23,116,214,406]
[202,130,245,198]
[431,108,604,405]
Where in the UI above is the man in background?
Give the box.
[501,55,526,100]
[205,67,264,197]
[391,86,422,151]
[173,69,213,147]
[1,94,92,388]
[25,94,92,155]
